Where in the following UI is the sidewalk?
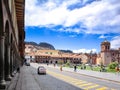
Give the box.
[41,63,120,83]
[6,66,42,90]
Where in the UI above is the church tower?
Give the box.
[100,40,111,65]
[101,39,110,52]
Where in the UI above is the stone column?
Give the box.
[13,53,16,71]
[14,54,16,71]
[10,50,14,77]
[5,43,12,81]
[0,35,6,89]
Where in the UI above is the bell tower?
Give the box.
[100,39,111,65]
[101,39,110,52]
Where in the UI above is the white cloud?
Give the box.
[99,35,111,39]
[25,0,120,34]
[58,28,81,34]
[99,35,106,39]
[73,48,97,53]
[111,36,120,49]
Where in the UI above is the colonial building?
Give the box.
[25,44,89,65]
[96,40,120,65]
[0,0,25,89]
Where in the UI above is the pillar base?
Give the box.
[5,75,12,81]
[0,80,6,89]
[11,74,14,77]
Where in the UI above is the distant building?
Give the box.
[25,44,37,62]
[25,44,89,64]
[96,40,120,65]
[25,40,120,66]
[25,44,37,53]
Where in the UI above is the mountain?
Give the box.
[38,42,55,50]
[25,41,55,50]
[59,50,73,53]
[25,41,38,46]
[25,42,73,52]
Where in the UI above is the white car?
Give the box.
[37,66,46,75]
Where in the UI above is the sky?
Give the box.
[25,0,120,53]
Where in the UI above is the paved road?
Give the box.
[44,64,120,83]
[6,63,120,90]
[7,65,82,90]
[46,66,120,89]
[29,66,82,90]
[31,63,120,90]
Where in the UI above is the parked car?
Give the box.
[37,66,46,75]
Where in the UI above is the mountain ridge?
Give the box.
[25,41,73,53]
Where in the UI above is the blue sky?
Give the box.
[25,0,120,53]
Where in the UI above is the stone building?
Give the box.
[96,40,120,65]
[34,51,84,64]
[25,44,89,65]
[0,0,25,89]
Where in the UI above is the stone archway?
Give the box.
[4,21,12,81]
[0,1,6,89]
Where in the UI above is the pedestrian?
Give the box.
[60,65,62,71]
[53,63,55,67]
[74,65,77,72]
[115,66,119,75]
[17,67,20,73]
[24,59,26,65]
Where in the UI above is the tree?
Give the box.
[108,62,118,69]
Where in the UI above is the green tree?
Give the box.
[66,62,70,66]
[108,62,118,69]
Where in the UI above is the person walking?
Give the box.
[74,65,77,72]
[60,65,62,71]
[115,66,119,75]
[17,66,20,73]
